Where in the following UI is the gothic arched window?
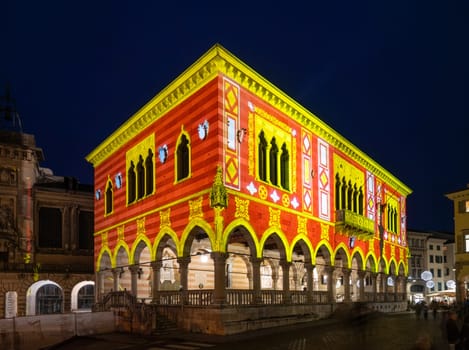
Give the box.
[127,161,136,204]
[258,131,267,182]
[176,134,190,181]
[145,148,154,195]
[105,180,113,215]
[269,137,278,186]
[280,143,289,190]
[137,155,145,199]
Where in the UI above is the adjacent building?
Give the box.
[0,91,95,318]
[86,44,412,334]
[446,185,469,302]
[407,229,455,304]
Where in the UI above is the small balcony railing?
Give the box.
[335,209,375,239]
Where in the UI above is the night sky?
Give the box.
[3,1,468,233]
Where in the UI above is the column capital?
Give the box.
[151,261,162,269]
[177,256,191,266]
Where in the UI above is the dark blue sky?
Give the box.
[3,1,468,233]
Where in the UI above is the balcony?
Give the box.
[335,209,375,240]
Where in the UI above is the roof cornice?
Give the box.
[86,43,411,196]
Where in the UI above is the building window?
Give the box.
[145,149,154,195]
[176,133,190,181]
[127,161,136,204]
[36,284,63,315]
[77,284,94,309]
[269,137,279,186]
[458,200,469,213]
[137,155,145,200]
[429,255,434,263]
[78,211,93,250]
[465,234,469,253]
[436,245,440,251]
[38,207,62,249]
[437,269,442,278]
[280,143,289,191]
[258,131,267,182]
[429,244,433,250]
[105,180,113,215]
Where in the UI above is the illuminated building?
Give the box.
[0,89,94,318]
[446,185,469,302]
[407,229,455,304]
[86,44,412,334]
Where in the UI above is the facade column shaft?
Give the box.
[343,268,351,303]
[212,252,228,305]
[281,261,291,304]
[358,271,366,302]
[151,261,162,303]
[305,264,314,303]
[177,257,191,304]
[129,265,140,297]
[251,257,262,304]
[326,266,334,303]
[112,269,120,292]
[371,273,378,302]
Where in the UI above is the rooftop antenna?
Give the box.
[0,83,23,132]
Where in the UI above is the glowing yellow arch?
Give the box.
[129,234,153,265]
[96,246,113,272]
[398,260,408,276]
[332,242,352,268]
[179,218,215,257]
[289,235,314,263]
[222,218,260,256]
[113,241,131,268]
[259,227,290,261]
[388,258,398,276]
[350,247,366,270]
[313,240,334,266]
[364,252,379,273]
[153,227,180,259]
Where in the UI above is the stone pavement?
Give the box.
[43,310,454,350]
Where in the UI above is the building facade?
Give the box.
[407,229,455,304]
[0,97,95,318]
[86,45,412,334]
[446,185,469,302]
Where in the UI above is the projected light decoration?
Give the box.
[387,277,394,286]
[421,271,433,281]
[446,280,456,289]
[426,280,435,289]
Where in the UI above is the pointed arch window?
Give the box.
[105,180,113,215]
[341,177,346,209]
[258,131,267,182]
[127,161,136,204]
[145,148,154,195]
[335,173,341,210]
[358,187,364,215]
[176,133,190,181]
[137,155,145,199]
[269,137,278,186]
[280,143,289,190]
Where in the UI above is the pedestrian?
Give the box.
[460,314,469,349]
[446,310,461,350]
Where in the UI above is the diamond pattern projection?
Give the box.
[303,190,311,210]
[319,170,328,188]
[225,156,239,186]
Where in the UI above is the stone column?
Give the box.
[281,261,291,304]
[371,273,378,301]
[212,252,228,305]
[177,257,191,304]
[251,257,262,304]
[272,263,279,290]
[305,263,314,303]
[129,265,140,297]
[112,268,120,292]
[96,271,105,302]
[358,271,366,302]
[325,266,334,303]
[343,268,351,303]
[151,261,162,303]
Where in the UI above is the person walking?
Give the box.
[446,310,461,350]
